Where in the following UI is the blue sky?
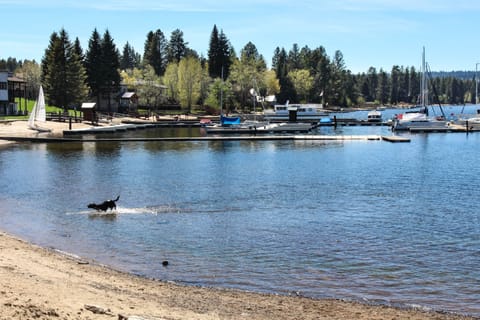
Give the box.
[1,0,479,73]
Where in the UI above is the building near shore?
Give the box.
[0,71,27,116]
[0,71,7,114]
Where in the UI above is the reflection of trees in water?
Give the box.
[46,141,122,158]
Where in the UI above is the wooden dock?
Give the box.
[267,118,392,127]
[204,122,316,134]
[0,135,410,143]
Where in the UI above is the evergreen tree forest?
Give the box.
[1,25,478,111]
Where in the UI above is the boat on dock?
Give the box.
[393,111,448,131]
[392,47,448,132]
[449,115,480,131]
[367,110,382,122]
[263,102,329,123]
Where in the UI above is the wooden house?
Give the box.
[119,92,138,114]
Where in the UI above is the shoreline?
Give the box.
[0,230,476,320]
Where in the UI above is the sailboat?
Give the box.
[392,47,448,131]
[28,85,51,132]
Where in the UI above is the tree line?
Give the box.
[1,25,478,112]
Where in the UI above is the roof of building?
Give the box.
[81,102,96,109]
[121,92,137,99]
[7,76,26,83]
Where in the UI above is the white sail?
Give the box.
[28,85,50,132]
[27,100,37,129]
[35,85,47,123]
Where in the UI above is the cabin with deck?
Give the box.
[0,71,27,115]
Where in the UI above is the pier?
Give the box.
[62,118,393,136]
[0,135,409,143]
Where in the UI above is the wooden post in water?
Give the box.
[333,115,337,128]
[69,117,72,130]
[466,120,469,134]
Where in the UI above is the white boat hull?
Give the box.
[393,119,448,131]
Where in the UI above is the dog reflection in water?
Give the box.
[88,195,120,212]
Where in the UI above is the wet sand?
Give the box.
[0,120,477,319]
[0,231,475,320]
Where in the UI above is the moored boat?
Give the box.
[367,110,382,122]
[392,48,448,132]
[264,102,328,122]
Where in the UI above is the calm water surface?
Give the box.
[0,123,479,316]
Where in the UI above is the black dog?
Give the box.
[88,195,120,211]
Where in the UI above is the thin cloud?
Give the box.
[3,0,480,12]
[0,0,293,12]
[319,0,480,13]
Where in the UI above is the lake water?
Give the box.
[0,114,479,316]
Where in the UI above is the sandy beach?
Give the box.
[0,120,477,319]
[0,231,475,320]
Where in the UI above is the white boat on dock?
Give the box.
[392,48,448,132]
[367,110,382,122]
[264,102,329,122]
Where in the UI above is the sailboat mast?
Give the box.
[220,66,224,116]
[421,46,426,107]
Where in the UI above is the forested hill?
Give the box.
[430,71,476,80]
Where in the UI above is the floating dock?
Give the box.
[63,123,164,135]
[204,122,317,134]
[0,135,409,143]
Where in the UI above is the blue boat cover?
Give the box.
[221,115,241,125]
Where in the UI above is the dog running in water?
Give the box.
[88,195,120,212]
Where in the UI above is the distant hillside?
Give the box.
[430,71,476,80]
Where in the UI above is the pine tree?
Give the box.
[376,69,390,105]
[241,42,259,62]
[120,42,140,70]
[207,25,232,79]
[272,47,294,104]
[167,29,187,63]
[366,67,378,102]
[218,30,232,79]
[73,37,85,63]
[143,29,167,75]
[85,29,103,104]
[390,65,401,104]
[41,28,87,109]
[100,29,121,112]
[207,25,220,78]
[85,29,121,112]
[66,49,89,108]
[287,43,301,70]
